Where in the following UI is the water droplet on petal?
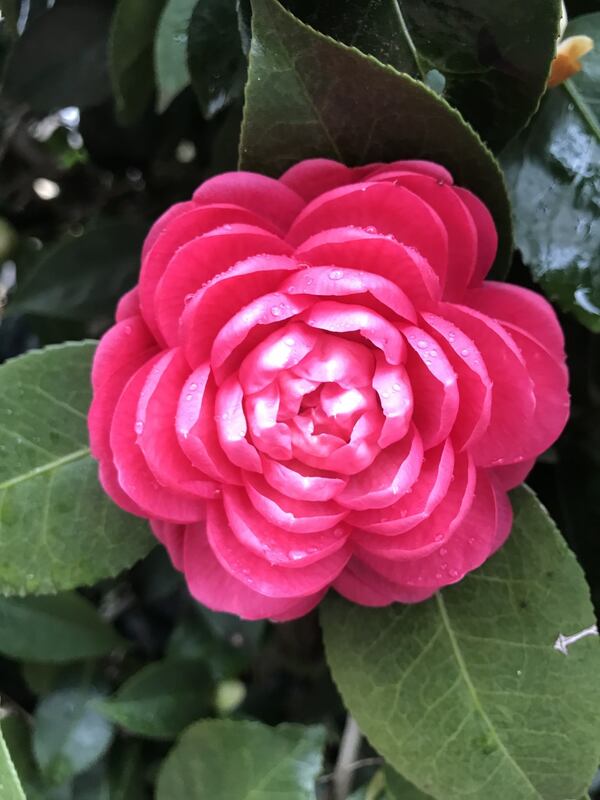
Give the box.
[461,348,470,356]
[392,383,402,391]
[184,293,194,304]
[134,420,144,434]
[271,306,282,316]
[417,340,428,349]
[189,383,198,391]
[329,269,344,280]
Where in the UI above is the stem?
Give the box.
[332,715,363,800]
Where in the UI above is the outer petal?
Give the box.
[223,487,349,566]
[206,502,350,598]
[193,172,305,232]
[279,158,355,202]
[287,182,448,282]
[295,227,440,307]
[184,521,325,620]
[465,282,565,357]
[453,187,498,286]
[109,359,205,523]
[155,225,293,345]
[243,472,348,533]
[136,349,220,498]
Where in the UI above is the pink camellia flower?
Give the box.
[89,159,569,621]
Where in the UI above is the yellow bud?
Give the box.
[548,35,594,88]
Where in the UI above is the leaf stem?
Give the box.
[333,715,362,800]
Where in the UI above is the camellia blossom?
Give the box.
[89,158,569,621]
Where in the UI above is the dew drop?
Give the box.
[184,293,195,304]
[449,568,459,578]
[329,269,344,280]
[189,383,198,391]
[284,337,295,347]
[434,533,444,543]
[289,550,306,561]
[271,305,282,316]
[461,348,470,356]
[185,393,193,401]
[468,537,476,545]
[392,383,402,392]
[124,325,132,335]
[440,547,448,556]
[134,420,144,434]
[417,340,428,349]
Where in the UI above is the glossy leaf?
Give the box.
[0,342,154,596]
[0,725,26,800]
[284,0,419,75]
[156,719,325,799]
[321,486,600,800]
[240,0,512,278]
[109,0,167,124]
[8,221,147,322]
[95,659,213,739]
[33,688,114,786]
[0,593,122,662]
[2,0,112,114]
[502,12,600,331]
[187,0,246,119]
[155,0,198,112]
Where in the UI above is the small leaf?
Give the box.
[187,0,246,119]
[107,742,146,800]
[156,719,325,799]
[8,221,147,322]
[95,659,213,739]
[2,0,112,114]
[0,724,26,800]
[109,0,167,125]
[502,12,600,331]
[0,592,122,662]
[0,342,154,596]
[321,486,600,800]
[240,0,512,278]
[33,688,114,786]
[155,0,198,112]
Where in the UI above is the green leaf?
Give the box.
[0,725,26,800]
[0,342,154,596]
[187,0,246,119]
[155,0,198,112]
[385,767,433,800]
[95,659,213,739]
[156,720,326,799]
[2,0,112,114]
[321,486,600,800]
[240,0,512,278]
[107,742,145,800]
[8,221,147,322]
[109,0,167,125]
[502,12,600,331]
[282,0,560,149]
[284,0,420,75]
[0,592,122,662]
[33,688,114,786]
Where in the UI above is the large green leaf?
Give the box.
[2,0,112,114]
[284,0,419,75]
[385,767,433,800]
[239,0,512,278]
[502,12,600,331]
[0,593,122,662]
[155,0,198,112]
[33,688,114,786]
[187,0,246,119]
[95,659,213,739]
[156,720,325,799]
[0,342,154,596]
[283,0,560,150]
[8,221,146,322]
[109,0,167,125]
[0,725,26,800]
[321,486,600,800]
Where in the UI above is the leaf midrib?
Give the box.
[0,447,90,490]
[435,592,543,799]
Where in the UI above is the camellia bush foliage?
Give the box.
[0,0,599,798]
